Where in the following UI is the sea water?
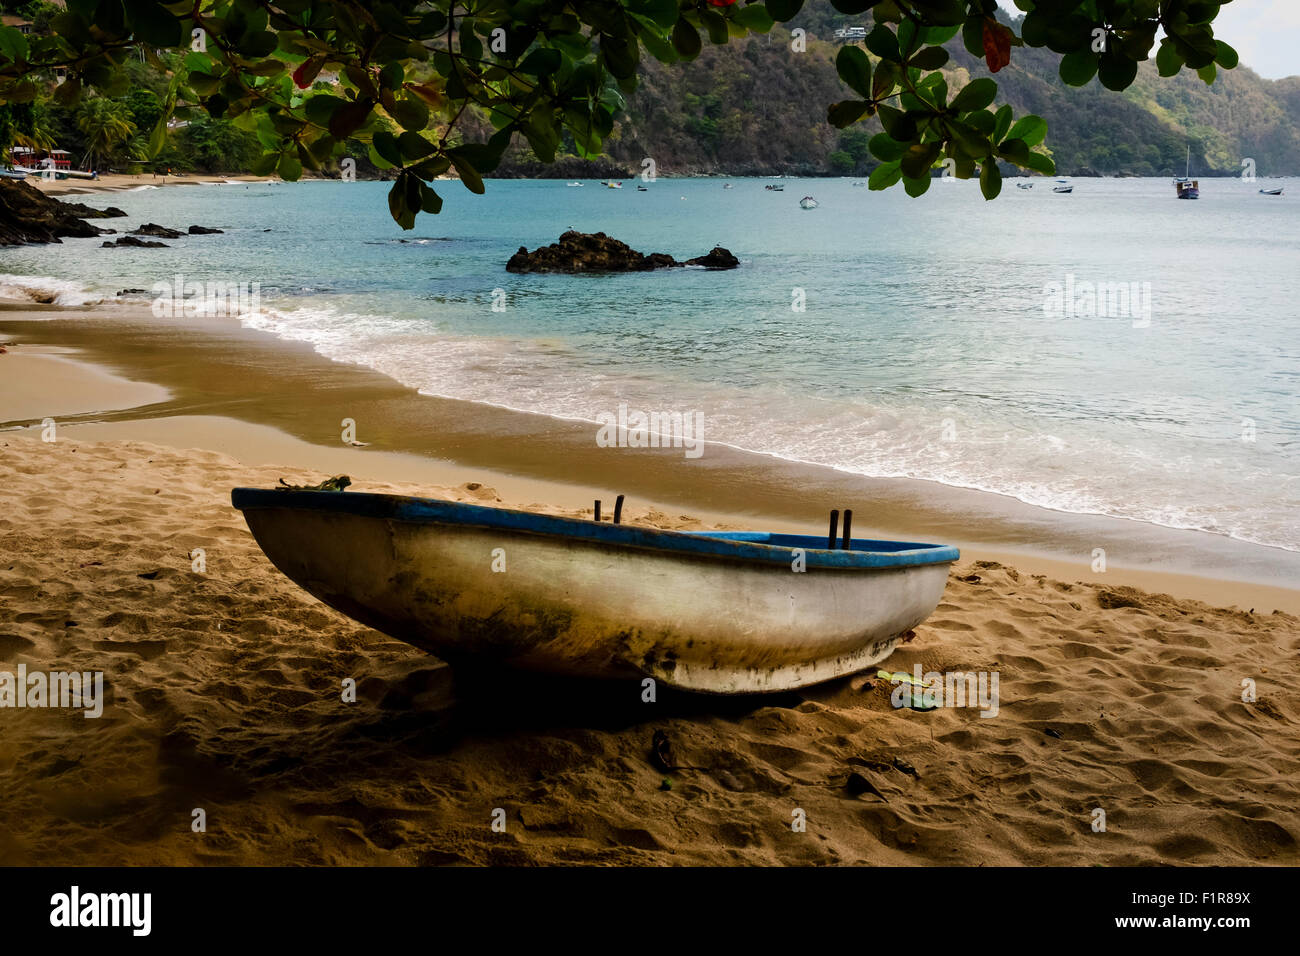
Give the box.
[3,175,1297,551]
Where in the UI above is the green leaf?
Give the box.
[1005,115,1047,147]
[398,131,436,160]
[447,149,485,194]
[866,24,900,61]
[418,181,443,215]
[909,46,949,71]
[1098,52,1138,92]
[1214,40,1238,69]
[835,46,873,98]
[1059,51,1098,86]
[671,20,701,59]
[764,0,805,21]
[950,78,997,113]
[277,152,303,181]
[993,104,1012,143]
[1024,151,1055,176]
[902,174,931,197]
[1197,62,1217,85]
[733,5,775,33]
[388,96,430,132]
[388,175,416,229]
[0,25,29,61]
[868,160,902,191]
[827,100,870,128]
[1155,40,1184,77]
[980,161,1002,200]
[876,104,916,141]
[868,133,905,162]
[122,0,182,48]
[372,131,403,167]
[518,47,562,75]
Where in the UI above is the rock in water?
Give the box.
[0,179,114,244]
[130,223,184,239]
[506,230,739,273]
[685,247,740,269]
[187,225,224,234]
[102,236,169,248]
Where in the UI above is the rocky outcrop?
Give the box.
[0,179,117,244]
[130,223,184,238]
[103,236,168,248]
[685,247,740,269]
[506,231,738,273]
[187,225,223,234]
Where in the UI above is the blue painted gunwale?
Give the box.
[232,489,960,570]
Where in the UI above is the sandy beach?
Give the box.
[2,314,1298,866]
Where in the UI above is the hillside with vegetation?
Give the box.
[3,0,1297,179]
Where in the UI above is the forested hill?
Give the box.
[555,3,1300,179]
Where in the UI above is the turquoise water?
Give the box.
[3,175,1298,551]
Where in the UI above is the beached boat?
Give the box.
[1259,186,1284,196]
[0,168,27,180]
[799,196,818,209]
[231,490,959,694]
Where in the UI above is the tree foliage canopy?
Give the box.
[0,0,1234,221]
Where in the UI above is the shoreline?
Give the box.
[2,300,1299,613]
[3,308,1299,866]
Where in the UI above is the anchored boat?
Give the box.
[799,196,818,209]
[232,490,959,694]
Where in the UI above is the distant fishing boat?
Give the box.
[765,184,784,191]
[601,181,622,189]
[232,490,959,694]
[1259,186,1284,196]
[799,196,818,209]
[1016,182,1034,190]
[1052,184,1073,193]
[1175,145,1199,199]
[851,181,866,187]
[723,183,733,189]
[637,186,647,191]
[566,181,583,187]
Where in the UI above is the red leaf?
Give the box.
[707,0,737,5]
[982,19,1012,73]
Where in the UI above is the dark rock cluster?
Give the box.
[506,231,739,273]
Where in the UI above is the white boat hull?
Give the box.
[234,493,957,694]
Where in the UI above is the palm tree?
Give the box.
[75,97,136,170]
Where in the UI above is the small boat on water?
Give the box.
[566,181,583,187]
[0,168,27,180]
[799,196,818,209]
[723,183,733,189]
[765,184,784,191]
[601,181,622,189]
[851,181,866,187]
[1175,145,1199,199]
[1016,182,1034,190]
[232,490,959,694]
[1053,183,1073,193]
[1259,186,1284,196]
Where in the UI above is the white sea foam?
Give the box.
[0,273,106,307]
[239,301,1300,554]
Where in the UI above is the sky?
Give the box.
[998,1,1299,80]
